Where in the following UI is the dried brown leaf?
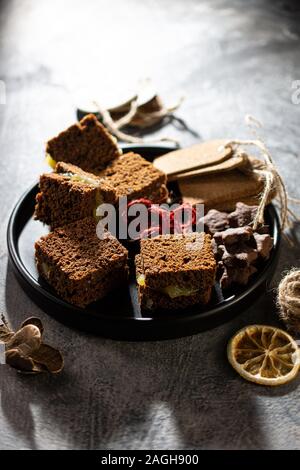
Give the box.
[5,349,44,374]
[0,326,14,344]
[31,343,64,374]
[0,315,14,343]
[0,315,63,375]
[6,325,42,356]
[21,317,44,336]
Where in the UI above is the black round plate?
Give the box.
[7,144,281,341]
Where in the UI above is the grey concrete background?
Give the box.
[0,0,300,450]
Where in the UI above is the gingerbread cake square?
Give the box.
[35,217,128,307]
[34,162,117,229]
[46,114,121,173]
[135,233,216,310]
[100,152,168,203]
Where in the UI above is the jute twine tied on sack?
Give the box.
[277,269,300,335]
[224,115,300,233]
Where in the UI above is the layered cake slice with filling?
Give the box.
[46,114,122,173]
[99,152,168,203]
[34,162,117,229]
[35,217,128,307]
[135,233,216,311]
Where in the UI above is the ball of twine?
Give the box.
[277,268,300,334]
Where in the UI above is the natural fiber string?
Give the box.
[224,115,300,233]
[94,100,142,144]
[114,98,139,129]
[224,138,291,230]
[132,98,185,127]
[277,268,300,334]
[93,96,184,146]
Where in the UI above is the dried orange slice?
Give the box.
[227,325,300,386]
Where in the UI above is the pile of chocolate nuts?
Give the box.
[200,202,273,289]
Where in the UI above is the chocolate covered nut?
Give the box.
[211,239,225,261]
[222,244,258,268]
[216,244,226,260]
[237,248,258,265]
[254,233,273,259]
[211,238,220,259]
[220,265,257,289]
[199,209,229,235]
[213,231,224,245]
[211,203,274,291]
[220,226,253,246]
[228,202,258,228]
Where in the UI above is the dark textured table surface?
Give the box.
[0,0,300,450]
